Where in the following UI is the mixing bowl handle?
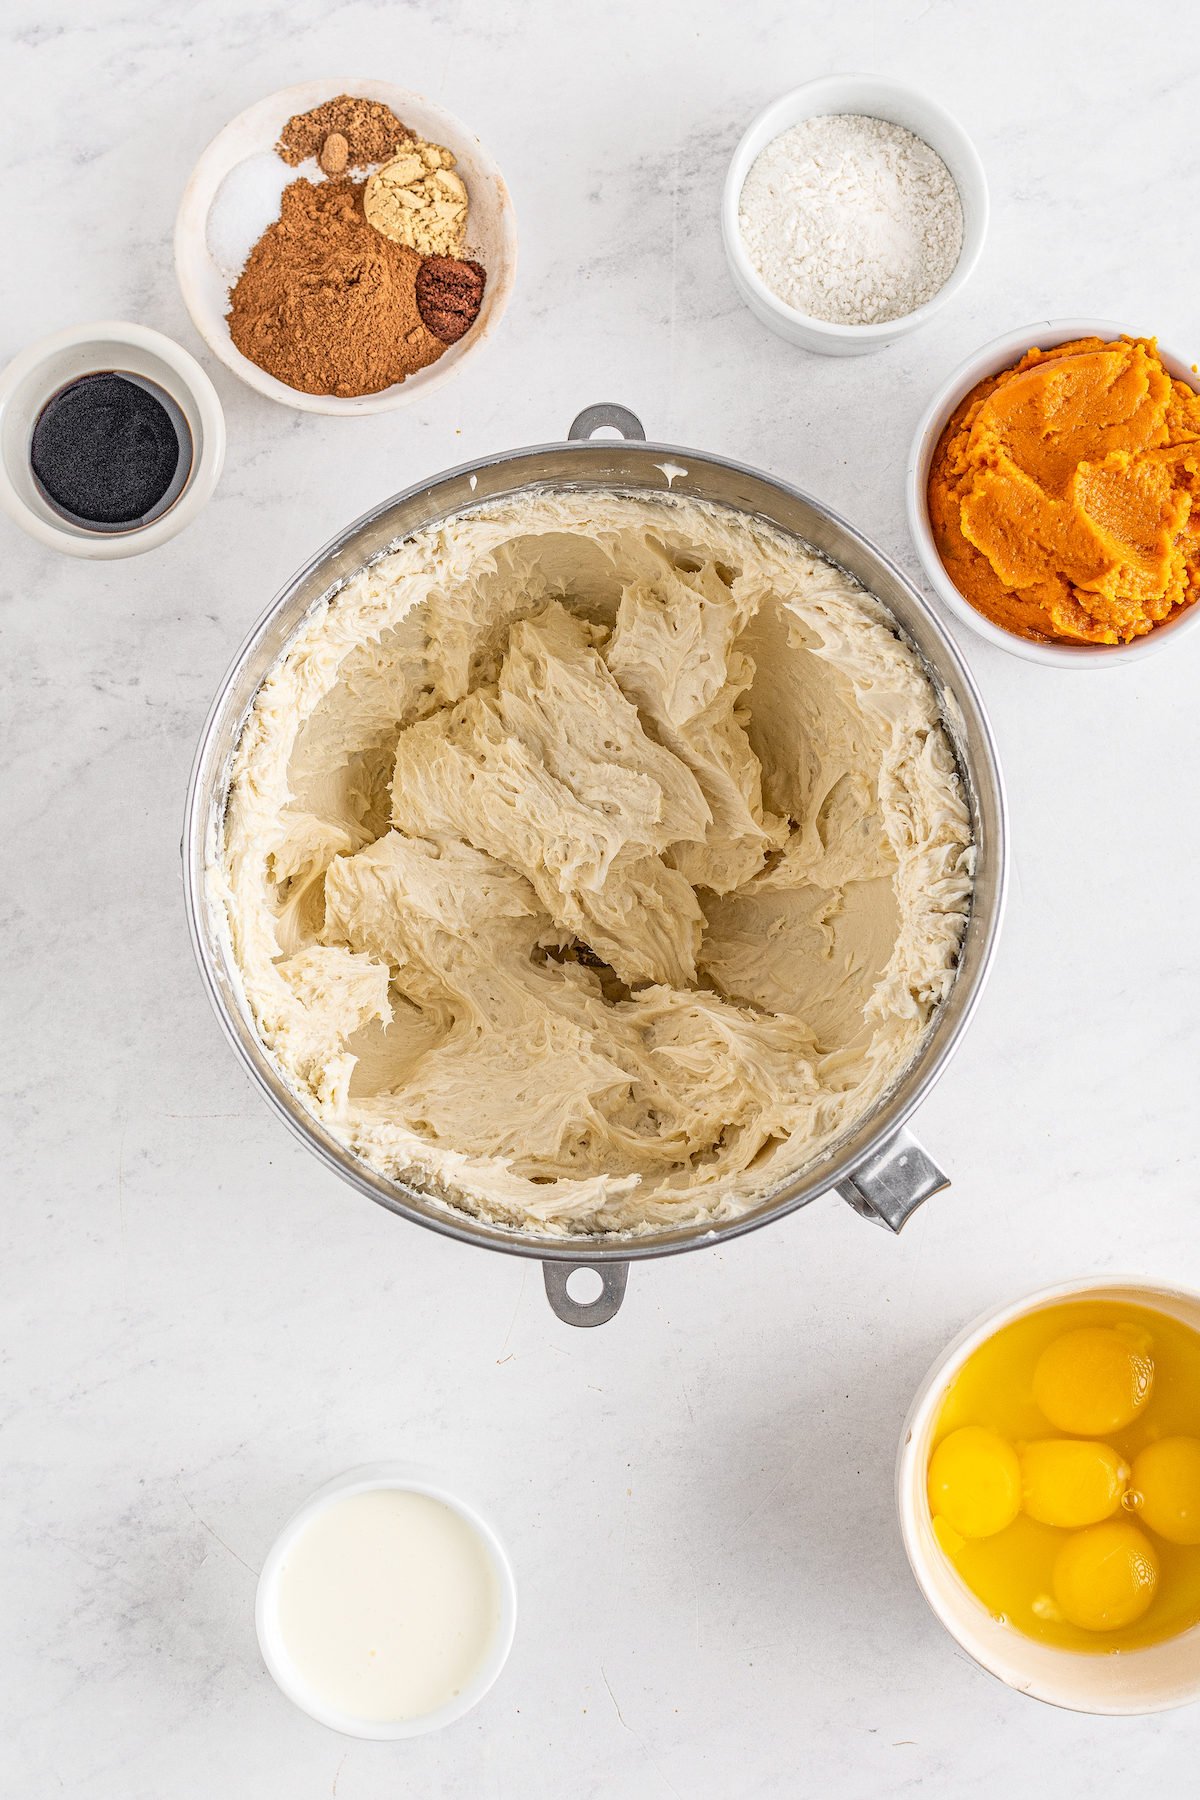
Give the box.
[568,403,647,442]
[542,1260,629,1326]
[835,1126,949,1232]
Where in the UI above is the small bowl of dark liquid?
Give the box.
[0,321,225,559]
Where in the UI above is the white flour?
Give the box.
[738,114,963,326]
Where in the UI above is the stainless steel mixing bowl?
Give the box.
[183,405,1008,1326]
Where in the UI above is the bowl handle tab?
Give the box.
[542,1260,629,1326]
[835,1126,948,1233]
[568,403,646,442]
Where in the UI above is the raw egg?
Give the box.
[1130,1438,1200,1545]
[925,1298,1200,1651]
[1032,1326,1153,1435]
[1019,1438,1128,1529]
[1052,1519,1158,1631]
[927,1425,1020,1539]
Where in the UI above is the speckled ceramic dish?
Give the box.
[174,78,518,416]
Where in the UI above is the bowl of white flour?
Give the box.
[723,74,988,356]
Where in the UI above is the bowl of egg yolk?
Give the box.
[897,1277,1200,1712]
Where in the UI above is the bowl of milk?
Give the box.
[255,1462,517,1737]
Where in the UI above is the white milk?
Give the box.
[276,1488,501,1721]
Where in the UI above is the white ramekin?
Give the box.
[721,74,988,357]
[907,318,1200,667]
[898,1275,1200,1714]
[256,1462,518,1739]
[175,79,518,416]
[0,321,225,559]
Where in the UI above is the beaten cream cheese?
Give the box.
[211,492,973,1236]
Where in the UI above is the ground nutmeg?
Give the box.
[277,95,413,171]
[415,257,487,343]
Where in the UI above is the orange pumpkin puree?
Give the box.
[928,337,1200,644]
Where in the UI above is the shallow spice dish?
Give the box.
[174,79,518,416]
[721,74,988,358]
[898,1275,1200,1713]
[907,318,1200,667]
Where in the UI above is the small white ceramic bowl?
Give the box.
[256,1461,517,1739]
[898,1275,1200,1714]
[175,79,518,416]
[0,321,224,559]
[907,318,1200,667]
[721,74,988,357]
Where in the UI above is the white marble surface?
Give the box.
[4,1,1200,1792]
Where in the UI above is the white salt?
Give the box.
[205,152,320,283]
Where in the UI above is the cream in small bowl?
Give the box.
[256,1463,517,1738]
[175,79,518,416]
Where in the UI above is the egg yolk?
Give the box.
[1130,1437,1200,1545]
[928,1426,1020,1539]
[1020,1438,1129,1528]
[1032,1327,1154,1435]
[1052,1519,1158,1631]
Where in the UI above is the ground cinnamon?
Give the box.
[277,96,413,171]
[226,178,447,397]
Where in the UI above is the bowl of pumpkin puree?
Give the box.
[907,319,1200,666]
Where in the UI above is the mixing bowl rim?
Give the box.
[183,435,1008,1263]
